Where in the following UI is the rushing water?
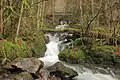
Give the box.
[38,24,119,80]
[64,63,118,80]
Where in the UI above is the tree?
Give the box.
[0,0,3,36]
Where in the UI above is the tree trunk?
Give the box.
[37,2,40,32]
[92,0,94,17]
[41,1,46,28]
[80,0,83,26]
[15,1,24,42]
[0,0,3,35]
[97,0,102,27]
[52,0,55,26]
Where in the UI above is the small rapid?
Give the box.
[39,24,119,80]
[64,63,118,80]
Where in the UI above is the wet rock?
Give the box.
[115,69,120,80]
[0,71,33,80]
[38,68,49,80]
[0,68,15,80]
[4,58,44,74]
[14,72,34,80]
[47,62,78,79]
[95,67,109,74]
[48,76,61,80]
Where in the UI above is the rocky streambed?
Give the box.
[0,58,78,80]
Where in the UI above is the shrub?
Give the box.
[0,39,28,61]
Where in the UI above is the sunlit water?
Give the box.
[39,24,118,80]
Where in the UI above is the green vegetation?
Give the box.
[31,32,46,57]
[59,37,120,67]
[0,40,28,61]
[59,48,85,63]
[0,0,120,68]
[0,32,46,63]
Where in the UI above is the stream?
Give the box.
[39,24,119,80]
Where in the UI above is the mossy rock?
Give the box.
[48,62,78,79]
[31,32,46,57]
[59,48,85,63]
[88,45,116,65]
[14,72,34,80]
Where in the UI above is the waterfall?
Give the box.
[38,33,60,67]
[38,24,118,80]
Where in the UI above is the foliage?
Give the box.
[59,37,120,66]
[0,39,29,61]
[91,45,115,54]
[30,32,46,57]
[114,55,120,66]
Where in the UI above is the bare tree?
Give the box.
[84,1,103,36]
[80,0,83,26]
[92,0,94,17]
[37,1,40,32]
[15,0,24,42]
[41,1,46,28]
[52,0,55,25]
[0,0,3,35]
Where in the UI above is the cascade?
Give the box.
[38,24,118,80]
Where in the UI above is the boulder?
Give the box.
[4,58,44,74]
[0,67,15,80]
[0,70,33,80]
[14,72,34,80]
[47,62,78,79]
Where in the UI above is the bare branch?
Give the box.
[84,2,104,36]
[30,0,48,7]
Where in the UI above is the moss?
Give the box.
[88,45,118,65]
[14,72,34,80]
[114,55,120,66]
[91,45,116,54]
[59,48,85,63]
[31,32,46,57]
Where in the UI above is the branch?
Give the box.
[84,3,103,36]
[30,0,48,7]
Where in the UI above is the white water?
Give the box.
[39,33,60,67]
[39,25,118,80]
[64,64,118,80]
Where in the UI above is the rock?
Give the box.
[4,58,44,74]
[115,69,120,80]
[0,68,15,80]
[47,62,78,79]
[48,76,61,80]
[0,71,33,80]
[59,48,85,64]
[38,68,49,80]
[14,72,34,80]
